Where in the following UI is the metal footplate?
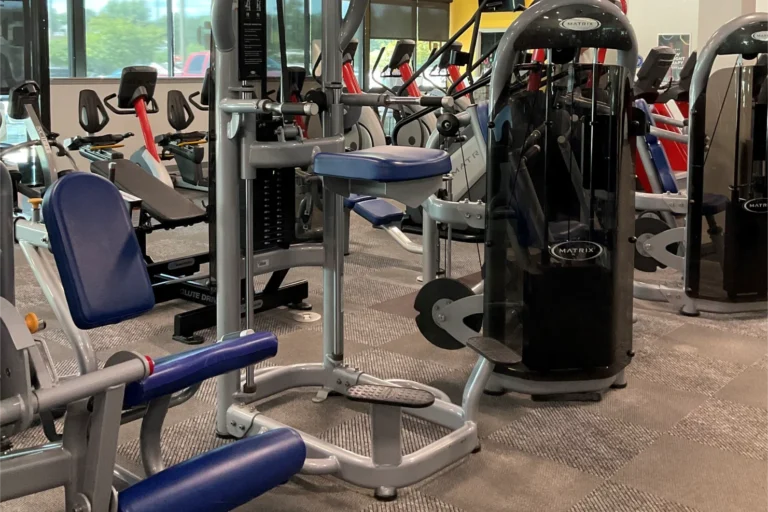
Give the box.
[466,337,522,366]
[346,385,435,409]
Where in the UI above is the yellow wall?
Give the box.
[449,0,532,53]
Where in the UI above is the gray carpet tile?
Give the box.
[319,413,452,457]
[118,410,229,467]
[39,317,172,352]
[344,348,458,384]
[487,407,661,478]
[7,207,768,512]
[362,490,467,512]
[626,344,747,396]
[307,308,420,346]
[632,312,686,345]
[569,482,700,512]
[194,310,305,343]
[670,399,768,461]
[54,356,104,377]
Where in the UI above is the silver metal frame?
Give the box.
[210,0,498,498]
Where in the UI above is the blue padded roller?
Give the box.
[353,199,404,227]
[123,331,278,409]
[313,146,450,182]
[343,194,375,210]
[117,428,306,512]
[475,101,489,143]
[42,173,154,329]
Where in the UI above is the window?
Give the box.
[85,0,169,78]
[172,0,211,77]
[48,0,70,77]
[367,0,450,91]
[1,0,26,90]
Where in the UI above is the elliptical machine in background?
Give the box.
[370,39,438,147]
[100,67,175,188]
[64,89,135,162]
[416,0,638,399]
[158,69,211,192]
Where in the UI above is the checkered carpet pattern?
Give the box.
[3,202,766,512]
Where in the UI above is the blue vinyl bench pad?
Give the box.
[123,331,278,409]
[353,199,404,227]
[117,429,306,512]
[43,173,155,329]
[314,146,451,182]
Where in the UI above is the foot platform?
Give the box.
[346,385,435,409]
[467,337,522,366]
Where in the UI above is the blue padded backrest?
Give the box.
[646,135,679,193]
[43,173,155,329]
[475,101,489,143]
[635,99,678,194]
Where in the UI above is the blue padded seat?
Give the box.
[353,199,404,227]
[117,428,306,512]
[702,193,728,216]
[344,194,375,210]
[123,331,278,409]
[313,146,451,182]
[475,101,489,143]
[42,173,154,329]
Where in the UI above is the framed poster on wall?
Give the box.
[658,33,691,82]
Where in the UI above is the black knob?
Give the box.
[437,113,460,137]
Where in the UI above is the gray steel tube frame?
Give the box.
[209,0,495,496]
[1,164,13,303]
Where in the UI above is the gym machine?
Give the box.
[0,163,306,511]
[415,0,637,398]
[210,0,531,500]
[92,68,311,342]
[633,13,767,315]
[158,70,211,192]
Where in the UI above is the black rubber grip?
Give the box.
[279,103,316,116]
[419,96,445,107]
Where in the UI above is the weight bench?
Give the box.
[42,172,305,511]
[91,159,206,227]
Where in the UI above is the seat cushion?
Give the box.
[117,429,306,512]
[42,173,154,329]
[702,193,728,216]
[313,146,451,182]
[353,199,404,227]
[122,331,278,409]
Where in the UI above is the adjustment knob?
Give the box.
[436,113,460,137]
[25,313,45,334]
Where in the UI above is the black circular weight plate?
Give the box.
[634,216,668,272]
[414,278,480,351]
